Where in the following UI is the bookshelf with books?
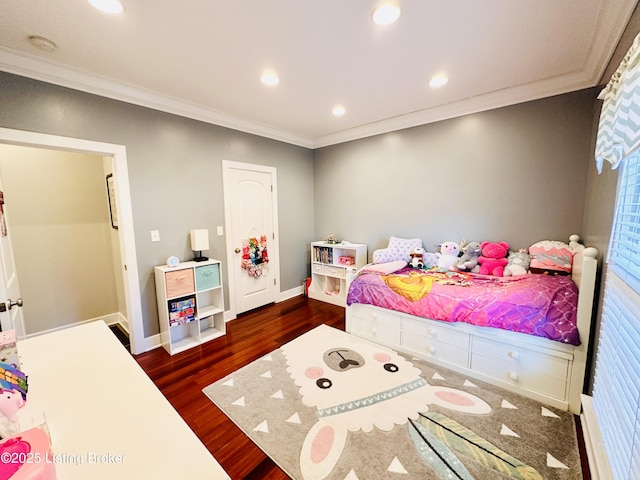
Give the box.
[309,241,367,307]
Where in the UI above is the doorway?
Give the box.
[222,160,280,316]
[0,127,144,354]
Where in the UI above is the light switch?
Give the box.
[150,230,160,242]
[217,226,224,236]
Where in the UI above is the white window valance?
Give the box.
[595,31,640,174]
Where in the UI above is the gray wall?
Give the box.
[0,71,314,338]
[0,70,607,356]
[313,89,598,255]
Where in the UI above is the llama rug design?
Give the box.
[203,324,582,479]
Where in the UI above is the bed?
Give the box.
[345,235,598,414]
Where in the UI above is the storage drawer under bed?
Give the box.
[470,336,570,400]
[347,304,401,344]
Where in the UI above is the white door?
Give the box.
[223,161,279,315]
[0,182,25,337]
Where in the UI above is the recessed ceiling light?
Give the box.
[28,35,57,53]
[429,75,449,88]
[332,105,346,117]
[372,4,401,26]
[260,72,280,87]
[88,0,124,15]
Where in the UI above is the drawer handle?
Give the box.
[371,327,377,335]
[427,328,436,337]
[427,346,436,354]
[508,351,520,360]
[508,372,519,381]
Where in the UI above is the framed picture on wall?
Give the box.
[106,173,118,229]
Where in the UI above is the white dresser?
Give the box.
[16,322,230,479]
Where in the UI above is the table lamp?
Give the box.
[190,229,209,262]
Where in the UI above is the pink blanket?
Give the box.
[347,267,580,345]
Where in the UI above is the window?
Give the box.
[592,148,640,480]
[608,150,640,293]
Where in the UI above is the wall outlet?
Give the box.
[150,230,160,242]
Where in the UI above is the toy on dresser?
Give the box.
[0,428,56,479]
[0,331,20,369]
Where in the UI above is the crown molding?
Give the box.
[0,48,314,149]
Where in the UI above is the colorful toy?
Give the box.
[0,387,24,420]
[437,241,461,271]
[408,247,425,268]
[478,241,509,276]
[504,249,531,277]
[456,240,482,272]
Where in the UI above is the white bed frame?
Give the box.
[345,236,598,414]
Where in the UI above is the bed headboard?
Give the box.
[569,235,599,337]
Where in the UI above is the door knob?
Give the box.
[235,248,241,253]
[0,298,23,313]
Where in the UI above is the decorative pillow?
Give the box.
[372,236,423,264]
[529,240,573,275]
[361,260,408,275]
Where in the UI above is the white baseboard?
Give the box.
[24,312,125,339]
[580,394,613,480]
[279,285,304,302]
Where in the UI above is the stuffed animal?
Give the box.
[503,249,531,277]
[437,241,460,271]
[456,240,482,272]
[408,247,426,269]
[478,241,509,276]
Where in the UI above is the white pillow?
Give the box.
[361,260,408,275]
[372,236,423,263]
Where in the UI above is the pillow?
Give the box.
[372,236,423,264]
[529,240,573,275]
[361,260,408,275]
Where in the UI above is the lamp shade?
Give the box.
[190,229,209,251]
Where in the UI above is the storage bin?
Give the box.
[195,263,220,290]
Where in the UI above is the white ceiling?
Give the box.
[0,1,637,148]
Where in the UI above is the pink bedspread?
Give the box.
[346,267,580,345]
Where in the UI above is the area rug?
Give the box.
[203,324,582,480]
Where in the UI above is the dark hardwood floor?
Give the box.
[135,296,344,479]
[134,296,590,480]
